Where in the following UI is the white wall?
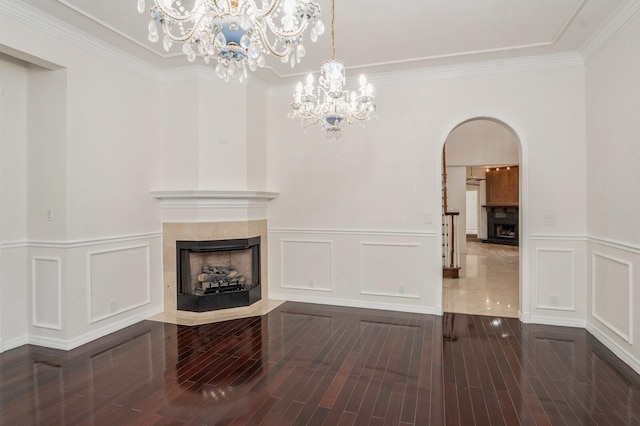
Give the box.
[267,64,588,321]
[585,11,640,373]
[0,5,164,350]
[0,55,29,347]
[247,81,268,191]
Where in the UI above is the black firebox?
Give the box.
[176,237,261,312]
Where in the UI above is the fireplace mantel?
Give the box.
[150,190,279,201]
[151,190,279,223]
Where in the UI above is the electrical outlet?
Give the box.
[399,285,405,294]
[307,279,314,288]
[109,299,118,313]
[424,214,433,224]
[543,214,558,226]
[550,295,559,306]
[46,207,54,221]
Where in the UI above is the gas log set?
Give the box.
[193,265,249,296]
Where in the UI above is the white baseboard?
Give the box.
[528,315,586,328]
[65,306,164,351]
[3,306,163,352]
[268,292,438,315]
[586,320,640,376]
[3,336,29,352]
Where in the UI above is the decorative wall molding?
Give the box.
[268,292,437,316]
[269,227,437,238]
[359,242,422,299]
[31,257,62,331]
[1,232,162,250]
[529,234,588,241]
[280,239,332,292]
[580,0,640,63]
[589,235,640,255]
[591,252,634,344]
[87,244,151,324]
[535,248,576,311]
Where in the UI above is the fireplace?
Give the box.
[485,206,519,246]
[176,237,261,312]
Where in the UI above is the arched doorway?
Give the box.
[441,117,522,318]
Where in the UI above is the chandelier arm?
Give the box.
[238,0,253,14]
[152,1,200,23]
[264,16,310,39]
[254,0,280,19]
[253,23,292,58]
[161,13,210,43]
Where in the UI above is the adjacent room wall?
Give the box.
[585,10,640,373]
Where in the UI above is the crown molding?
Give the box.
[0,0,161,79]
[55,0,179,60]
[268,51,584,97]
[579,0,640,63]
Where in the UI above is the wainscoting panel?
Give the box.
[592,251,633,344]
[270,228,438,314]
[31,257,62,330]
[88,245,151,324]
[280,239,332,292]
[535,248,576,311]
[360,242,422,299]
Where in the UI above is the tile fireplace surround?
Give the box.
[150,191,278,320]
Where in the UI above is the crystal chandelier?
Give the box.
[288,0,375,139]
[138,0,324,82]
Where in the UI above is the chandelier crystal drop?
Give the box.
[138,0,324,82]
[288,0,375,139]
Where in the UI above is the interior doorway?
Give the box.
[441,118,521,318]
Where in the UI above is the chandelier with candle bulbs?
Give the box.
[138,0,324,82]
[288,0,375,139]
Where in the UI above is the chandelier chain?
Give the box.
[331,0,336,60]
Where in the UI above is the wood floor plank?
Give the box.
[2,303,640,425]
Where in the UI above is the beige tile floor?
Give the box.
[443,239,519,318]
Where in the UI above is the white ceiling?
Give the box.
[16,0,625,84]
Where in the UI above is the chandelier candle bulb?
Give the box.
[140,0,323,81]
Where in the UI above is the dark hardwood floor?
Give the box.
[1,302,640,425]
